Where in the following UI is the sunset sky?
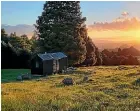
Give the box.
[88,16,140,49]
[1,1,140,49]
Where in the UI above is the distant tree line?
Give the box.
[102,47,140,65]
[1,29,37,68]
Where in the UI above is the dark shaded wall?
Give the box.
[43,60,53,75]
[31,56,43,75]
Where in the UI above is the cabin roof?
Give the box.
[48,52,67,59]
[37,52,67,61]
[38,53,53,61]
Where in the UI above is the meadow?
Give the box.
[1,66,140,111]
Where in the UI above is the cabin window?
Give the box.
[36,61,39,68]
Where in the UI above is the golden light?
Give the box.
[134,30,140,42]
[87,29,140,44]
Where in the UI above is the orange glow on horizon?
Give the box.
[87,16,140,49]
[87,29,140,44]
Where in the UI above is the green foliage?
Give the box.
[9,36,32,53]
[21,34,28,38]
[95,47,103,65]
[102,48,140,65]
[10,32,16,38]
[83,37,97,66]
[36,1,88,65]
[1,29,33,69]
[1,28,33,54]
[81,37,102,66]
[1,28,9,43]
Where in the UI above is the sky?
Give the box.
[2,1,140,25]
[1,1,140,49]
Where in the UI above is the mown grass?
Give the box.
[1,69,30,83]
[1,66,140,111]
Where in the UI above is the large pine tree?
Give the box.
[35,1,87,65]
[35,1,103,66]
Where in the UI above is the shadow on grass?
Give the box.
[1,69,93,84]
[1,75,46,84]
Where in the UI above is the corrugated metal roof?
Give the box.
[38,52,67,61]
[38,53,53,61]
[48,52,67,59]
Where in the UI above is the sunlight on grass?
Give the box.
[1,66,140,111]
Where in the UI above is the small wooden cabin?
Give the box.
[31,52,68,76]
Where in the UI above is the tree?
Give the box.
[82,37,97,66]
[35,1,87,65]
[9,36,32,53]
[1,28,7,37]
[1,30,32,69]
[30,30,39,54]
[1,28,9,43]
[102,48,140,65]
[10,32,16,37]
[21,34,28,38]
[95,47,103,65]
[31,30,38,40]
[1,41,16,68]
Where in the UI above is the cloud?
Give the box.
[121,11,129,17]
[88,17,140,31]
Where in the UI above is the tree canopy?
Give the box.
[35,1,89,65]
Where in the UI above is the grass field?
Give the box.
[1,66,140,111]
[1,69,30,83]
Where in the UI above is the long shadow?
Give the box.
[1,75,46,84]
[1,70,93,84]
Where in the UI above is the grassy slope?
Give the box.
[1,66,140,111]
